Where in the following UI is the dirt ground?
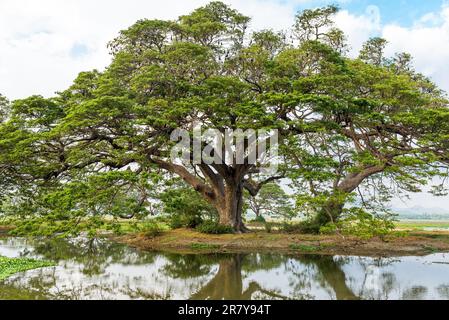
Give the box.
[0,226,12,238]
[117,228,449,257]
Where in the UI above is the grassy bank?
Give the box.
[117,228,449,257]
[0,256,55,281]
[396,220,449,231]
[4,219,449,257]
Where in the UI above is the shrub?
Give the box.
[142,222,165,238]
[106,222,124,235]
[160,183,216,229]
[170,214,203,229]
[196,221,234,235]
[254,215,266,223]
[169,215,184,229]
[320,208,396,240]
[281,222,318,234]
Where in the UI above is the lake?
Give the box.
[1,237,449,300]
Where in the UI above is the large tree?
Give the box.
[2,3,448,234]
[278,7,449,229]
[2,2,290,232]
[287,53,448,228]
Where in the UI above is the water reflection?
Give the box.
[191,255,290,300]
[0,238,448,300]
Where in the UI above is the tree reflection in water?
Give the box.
[0,238,448,300]
[190,254,289,300]
[288,255,359,300]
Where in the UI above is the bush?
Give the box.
[281,221,318,234]
[160,183,216,230]
[170,214,203,229]
[141,222,165,238]
[253,215,266,223]
[169,216,184,229]
[196,221,234,235]
[106,222,124,235]
[320,208,396,240]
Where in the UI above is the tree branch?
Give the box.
[244,175,284,197]
[150,157,217,202]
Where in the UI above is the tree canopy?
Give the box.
[1,2,448,235]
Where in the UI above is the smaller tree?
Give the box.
[246,183,294,221]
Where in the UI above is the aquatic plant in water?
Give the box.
[0,256,55,281]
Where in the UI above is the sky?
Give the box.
[1,0,449,210]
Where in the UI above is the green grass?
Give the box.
[190,243,221,250]
[422,245,440,253]
[0,256,55,281]
[289,244,320,252]
[396,220,449,231]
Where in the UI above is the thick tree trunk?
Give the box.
[190,255,245,300]
[299,255,359,300]
[217,183,248,233]
[190,255,287,300]
[151,159,257,233]
[311,164,387,229]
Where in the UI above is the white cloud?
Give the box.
[382,5,449,95]
[2,1,448,98]
[334,5,382,56]
[0,0,307,99]
[332,4,449,210]
[333,3,449,96]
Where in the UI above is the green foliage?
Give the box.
[0,94,10,123]
[280,222,300,233]
[264,222,273,233]
[320,208,396,239]
[294,5,340,45]
[169,215,200,230]
[359,37,388,65]
[1,2,448,237]
[141,222,166,238]
[160,180,217,229]
[196,221,234,235]
[254,215,266,223]
[105,220,167,237]
[281,221,319,234]
[247,183,295,221]
[0,256,55,281]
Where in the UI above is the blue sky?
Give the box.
[294,0,446,26]
[338,0,443,25]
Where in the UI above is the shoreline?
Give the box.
[3,224,449,257]
[116,228,449,257]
